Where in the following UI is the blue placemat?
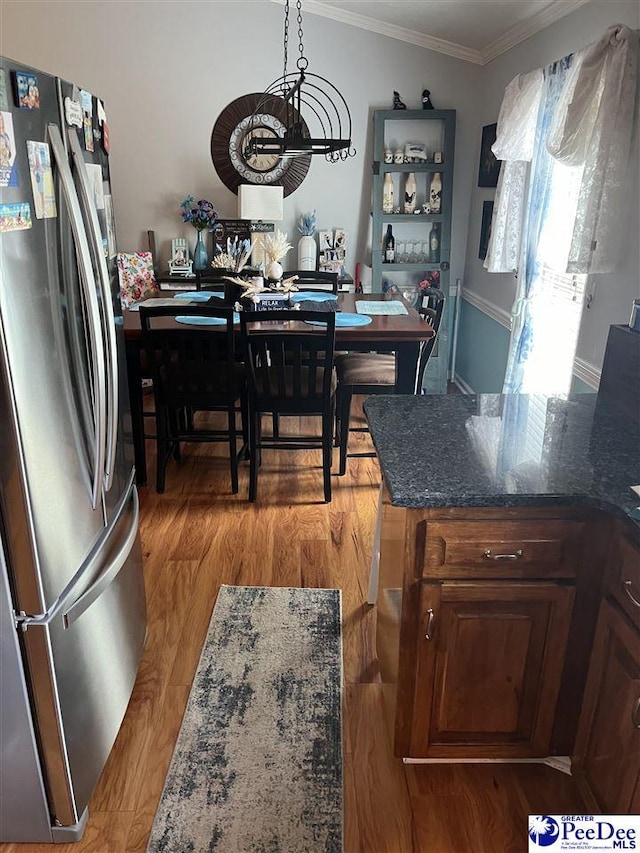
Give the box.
[306,313,372,327]
[128,298,179,311]
[175,313,240,326]
[290,291,338,303]
[173,291,223,301]
[355,300,408,316]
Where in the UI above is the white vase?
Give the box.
[297,235,317,271]
[266,260,283,281]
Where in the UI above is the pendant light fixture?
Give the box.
[245,0,355,162]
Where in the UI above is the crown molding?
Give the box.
[271,0,591,66]
[271,0,484,64]
[480,0,592,64]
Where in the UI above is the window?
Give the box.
[520,156,587,394]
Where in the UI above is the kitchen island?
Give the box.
[364,391,640,814]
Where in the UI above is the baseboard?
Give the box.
[403,756,572,775]
[452,373,474,394]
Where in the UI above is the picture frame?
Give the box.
[12,71,39,110]
[168,237,193,276]
[478,200,494,260]
[477,123,501,188]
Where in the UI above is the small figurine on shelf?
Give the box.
[168,238,193,276]
[422,89,435,110]
[392,91,407,110]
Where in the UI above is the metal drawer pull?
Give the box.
[483,548,524,561]
[623,580,640,609]
[425,608,435,641]
[632,697,640,729]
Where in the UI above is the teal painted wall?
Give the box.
[455,299,600,394]
[454,299,510,392]
[571,376,596,394]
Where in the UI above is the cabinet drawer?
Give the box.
[419,520,581,579]
[610,534,640,630]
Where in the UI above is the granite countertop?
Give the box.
[364,393,640,528]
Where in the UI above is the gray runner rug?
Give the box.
[147,585,343,853]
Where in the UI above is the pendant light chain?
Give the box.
[283,0,290,80]
[296,0,308,71]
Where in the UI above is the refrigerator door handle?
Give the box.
[67,131,119,493]
[48,123,106,510]
[62,483,139,628]
[15,470,138,631]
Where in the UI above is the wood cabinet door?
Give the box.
[409,582,575,758]
[573,598,640,813]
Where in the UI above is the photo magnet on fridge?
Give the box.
[0,68,9,111]
[12,71,40,109]
[27,141,57,219]
[0,201,32,232]
[0,111,18,188]
[79,89,94,152]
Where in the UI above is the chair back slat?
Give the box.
[416,287,446,393]
[139,305,237,409]
[240,310,336,413]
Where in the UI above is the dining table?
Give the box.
[122,290,434,485]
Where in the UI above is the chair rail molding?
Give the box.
[460,287,600,390]
[461,288,511,330]
[573,357,601,390]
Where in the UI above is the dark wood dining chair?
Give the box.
[240,310,337,503]
[139,304,247,494]
[335,288,445,474]
[282,270,340,293]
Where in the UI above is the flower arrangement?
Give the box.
[418,271,440,293]
[179,196,218,231]
[297,210,318,236]
[212,237,252,273]
[260,228,293,264]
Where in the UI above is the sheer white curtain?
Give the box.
[483,69,544,274]
[486,24,638,397]
[547,24,638,273]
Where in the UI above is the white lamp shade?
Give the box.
[238,185,284,222]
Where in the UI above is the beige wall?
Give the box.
[1,0,480,287]
[2,0,638,372]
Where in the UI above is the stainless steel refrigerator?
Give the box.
[0,58,146,843]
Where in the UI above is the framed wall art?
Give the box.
[477,123,500,188]
[478,200,494,260]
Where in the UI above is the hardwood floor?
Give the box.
[2,403,585,853]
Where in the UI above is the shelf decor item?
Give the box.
[383,173,394,213]
[404,173,417,214]
[429,172,442,214]
[179,196,218,271]
[297,209,318,271]
[260,228,293,282]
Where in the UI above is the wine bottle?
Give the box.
[404,172,417,214]
[382,224,395,263]
[429,224,440,263]
[383,173,394,214]
[429,172,442,214]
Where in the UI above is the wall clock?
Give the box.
[211,93,311,197]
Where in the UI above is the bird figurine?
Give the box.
[392,91,407,110]
[422,89,434,110]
